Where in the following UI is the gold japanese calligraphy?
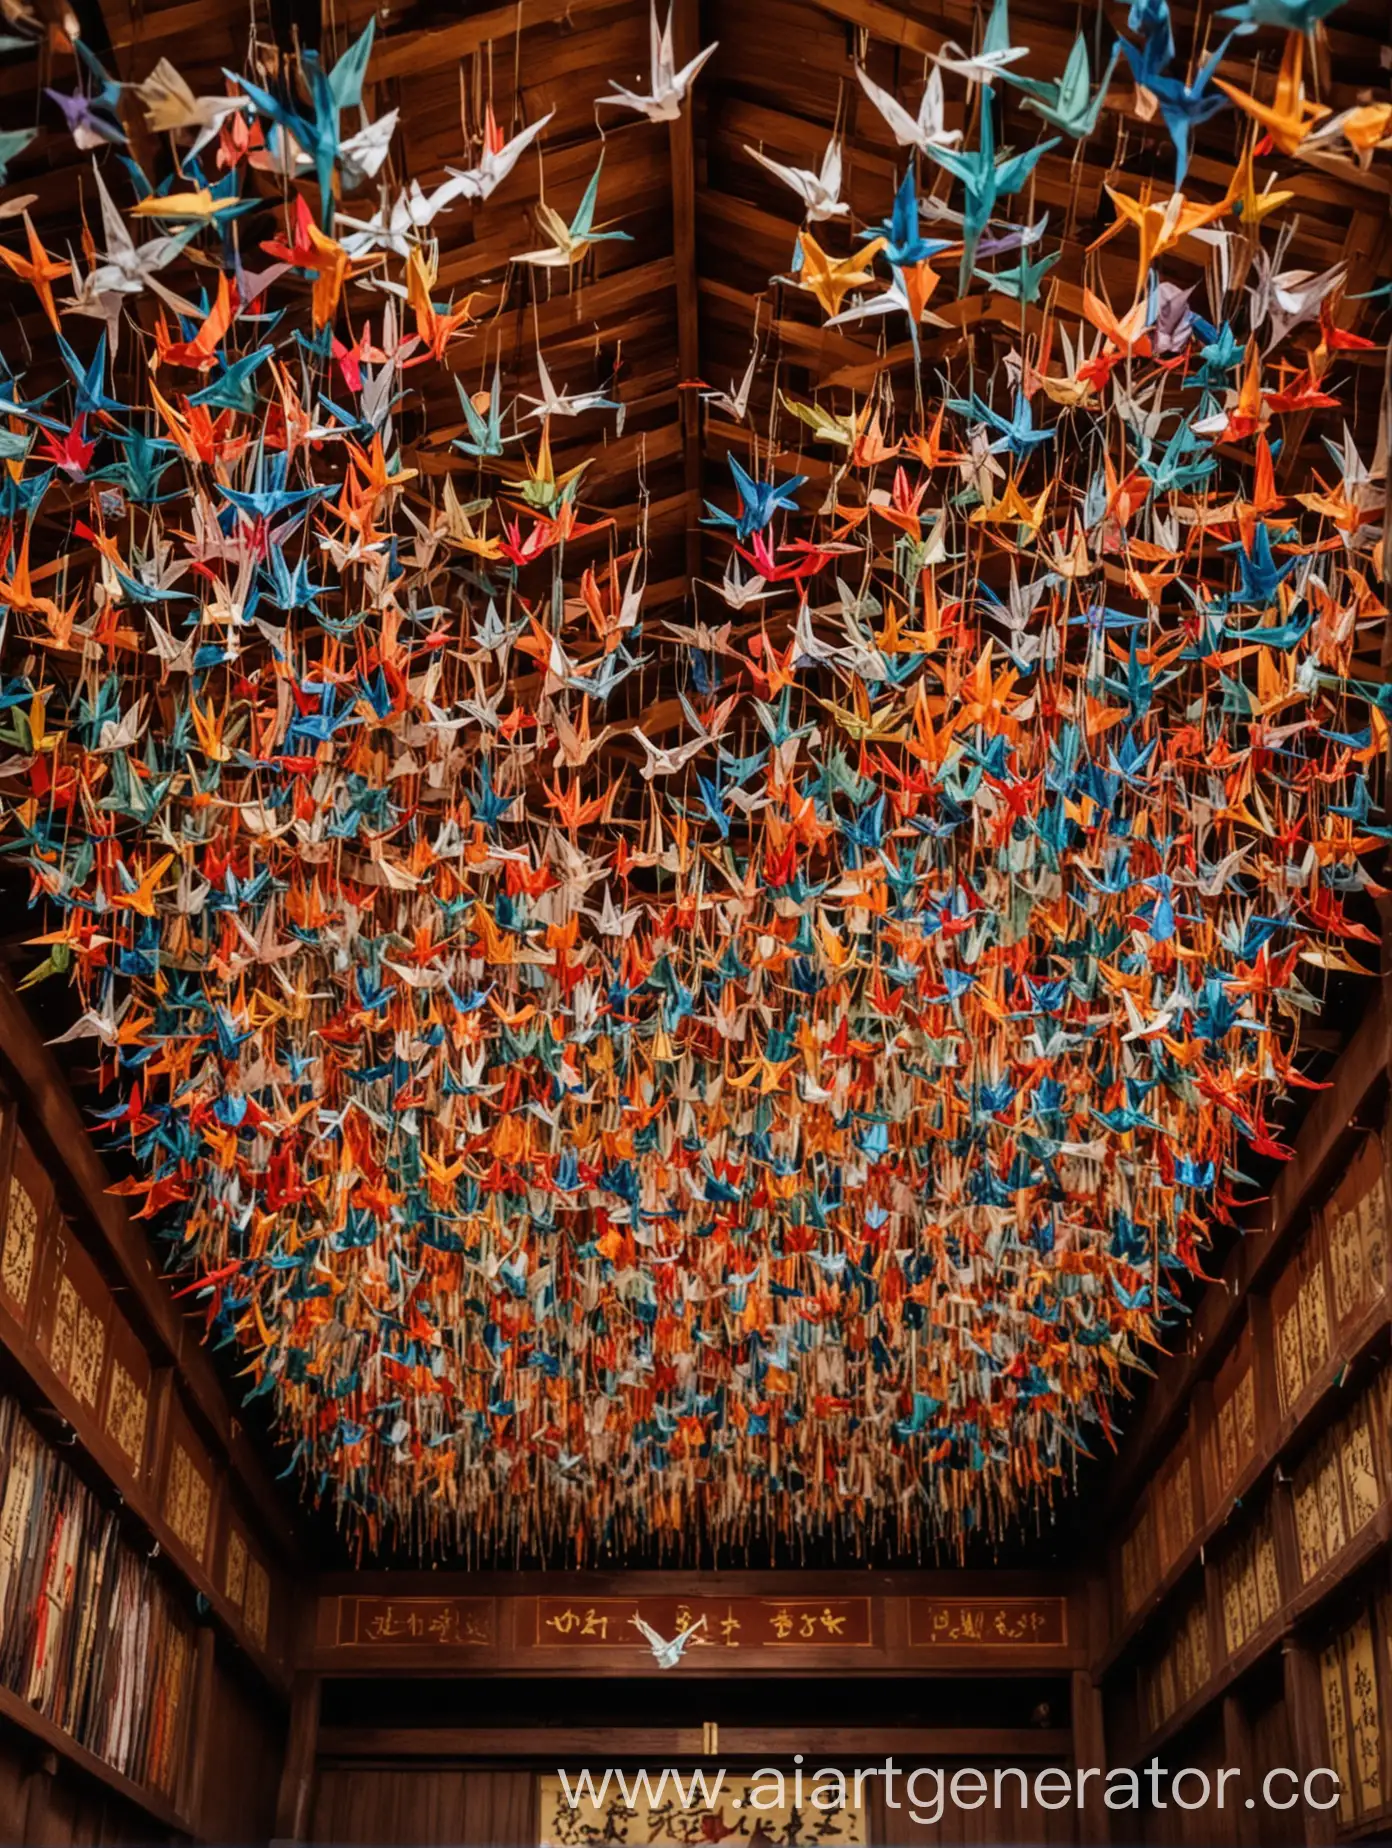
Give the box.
[1322,1605,1384,1823]
[1216,1498,1282,1662]
[1120,1507,1158,1617]
[1210,1324,1260,1505]
[224,1527,248,1609]
[1138,1596,1205,1737]
[1339,1411,1381,1534]
[104,1358,148,1475]
[1316,1453,1348,1560]
[1299,1263,1333,1383]
[243,1555,271,1651]
[1155,1442,1196,1575]
[538,1771,865,1847]
[39,1232,111,1411]
[163,1441,212,1565]
[1346,1611,1382,1816]
[1321,1637,1356,1824]
[1,1176,37,1315]
[910,1598,1067,1648]
[1323,1136,1388,1336]
[49,1273,77,1378]
[1329,1203,1366,1326]
[533,1597,873,1651]
[336,1597,494,1648]
[1293,1473,1327,1584]
[1140,1593,1210,1734]
[68,1298,105,1409]
[1275,1297,1306,1414]
[1292,1372,1387,1584]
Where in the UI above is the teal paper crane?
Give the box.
[923,93,1058,287]
[228,18,379,227]
[1001,34,1121,139]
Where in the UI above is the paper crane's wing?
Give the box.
[652,0,673,89]
[569,158,606,239]
[854,66,921,147]
[328,17,376,112]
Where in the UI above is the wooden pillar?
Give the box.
[666,0,703,579]
[182,1623,218,1834]
[1282,1639,1338,1845]
[272,1671,321,1846]
[1071,1668,1109,1846]
[1221,1694,1260,1848]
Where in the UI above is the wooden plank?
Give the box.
[368,0,631,82]
[184,1626,218,1834]
[1222,1694,1261,1848]
[807,0,947,55]
[316,1725,1077,1760]
[1071,1667,1108,1844]
[669,0,703,580]
[272,1672,321,1845]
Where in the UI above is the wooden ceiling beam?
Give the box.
[807,0,947,56]
[669,0,704,586]
[367,0,630,83]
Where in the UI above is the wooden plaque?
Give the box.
[33,1218,112,1415]
[102,1310,152,1484]
[0,1128,51,1331]
[336,1595,497,1648]
[908,1597,1067,1649]
[159,1394,218,1570]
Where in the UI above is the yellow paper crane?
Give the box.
[795,231,888,317]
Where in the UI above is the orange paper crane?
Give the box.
[0,213,69,331]
[1215,31,1330,156]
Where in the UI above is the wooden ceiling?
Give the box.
[6,0,1390,616]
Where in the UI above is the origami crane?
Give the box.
[597,1,717,121]
[515,156,632,266]
[0,0,1387,1571]
[924,93,1058,285]
[744,137,849,223]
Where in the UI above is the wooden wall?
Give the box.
[1090,1001,1392,1843]
[0,1729,175,1848]
[862,1766,1079,1845]
[0,1633,284,1847]
[303,1762,1086,1848]
[308,1769,535,1845]
[194,1648,287,1846]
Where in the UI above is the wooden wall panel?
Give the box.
[1134,1720,1226,1847]
[1246,1685,1303,1848]
[866,1765,1079,1845]
[0,1717,177,1846]
[308,1762,1085,1847]
[195,1651,286,1846]
[309,1768,535,1846]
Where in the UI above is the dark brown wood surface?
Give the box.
[309,1571,1084,1673]
[316,1725,1077,1761]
